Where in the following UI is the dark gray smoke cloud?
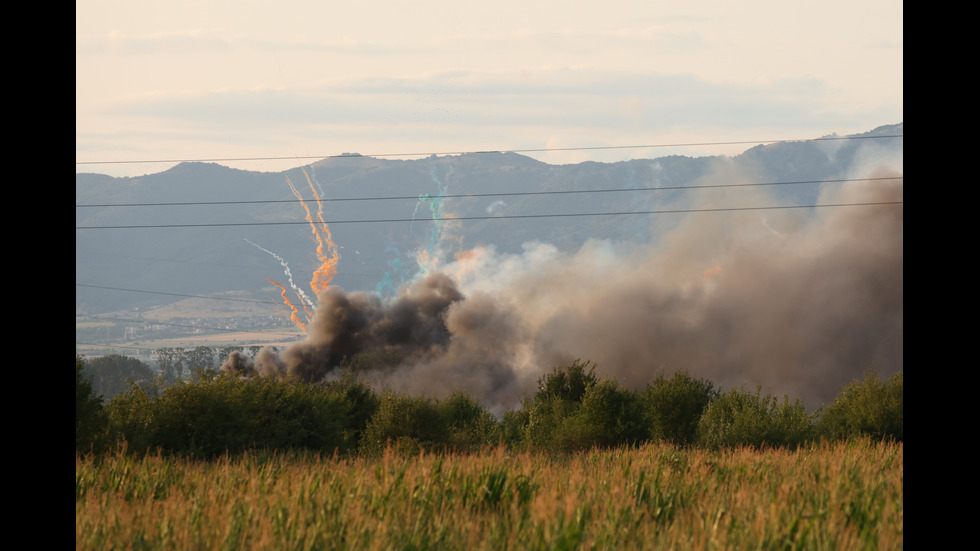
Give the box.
[223,160,903,413]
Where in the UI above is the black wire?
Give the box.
[75,200,903,230]
[75,176,901,208]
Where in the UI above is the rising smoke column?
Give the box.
[437,164,904,408]
[229,156,903,413]
[272,271,467,383]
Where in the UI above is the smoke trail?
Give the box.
[285,170,341,297]
[246,238,315,320]
[299,166,341,294]
[376,241,413,299]
[266,277,306,332]
[377,162,462,294]
[414,164,464,278]
[226,157,903,414]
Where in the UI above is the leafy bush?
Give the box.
[358,390,502,456]
[441,391,502,451]
[82,354,157,400]
[534,359,598,403]
[359,393,449,456]
[509,361,647,452]
[554,380,646,451]
[697,386,814,449]
[509,361,599,451]
[816,371,903,442]
[76,356,108,454]
[641,371,718,445]
[108,375,353,458]
[324,369,381,446]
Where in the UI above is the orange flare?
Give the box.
[300,166,341,294]
[267,277,306,332]
[286,169,341,296]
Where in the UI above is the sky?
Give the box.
[76,1,903,178]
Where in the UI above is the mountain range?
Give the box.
[76,123,903,316]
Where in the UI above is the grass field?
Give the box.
[76,438,902,550]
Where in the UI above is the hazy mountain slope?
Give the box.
[76,124,902,314]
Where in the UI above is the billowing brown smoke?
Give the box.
[224,159,903,413]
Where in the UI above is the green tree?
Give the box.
[184,346,215,375]
[155,347,185,384]
[108,375,352,458]
[82,354,156,400]
[440,391,502,452]
[816,371,903,442]
[555,379,646,451]
[513,361,599,451]
[534,359,597,403]
[509,360,651,452]
[641,371,718,445]
[697,386,813,449]
[359,392,449,456]
[76,355,108,453]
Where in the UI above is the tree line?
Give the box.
[76,355,902,459]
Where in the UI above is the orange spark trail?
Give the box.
[300,166,341,294]
[285,170,341,297]
[267,277,306,332]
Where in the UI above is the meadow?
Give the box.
[76,438,902,550]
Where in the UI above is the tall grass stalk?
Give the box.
[77,439,902,550]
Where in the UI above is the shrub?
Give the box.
[515,361,599,452]
[641,371,718,445]
[534,360,598,403]
[554,380,646,451]
[82,354,157,400]
[76,356,108,454]
[325,369,381,447]
[697,386,814,449]
[440,391,502,451]
[512,361,646,452]
[107,375,352,458]
[816,371,903,442]
[359,393,449,456]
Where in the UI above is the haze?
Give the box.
[76,0,902,176]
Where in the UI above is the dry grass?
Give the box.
[76,439,902,550]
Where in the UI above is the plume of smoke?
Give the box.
[225,158,902,412]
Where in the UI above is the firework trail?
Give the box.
[266,277,306,332]
[246,238,315,321]
[285,167,341,295]
[415,164,459,277]
[301,165,341,293]
[223,156,903,414]
[259,165,342,329]
[376,241,412,299]
[377,163,459,295]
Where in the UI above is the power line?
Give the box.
[74,133,902,166]
[76,200,903,230]
[75,176,901,208]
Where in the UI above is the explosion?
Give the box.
[227,157,903,414]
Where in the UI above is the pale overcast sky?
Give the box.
[76,1,903,177]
